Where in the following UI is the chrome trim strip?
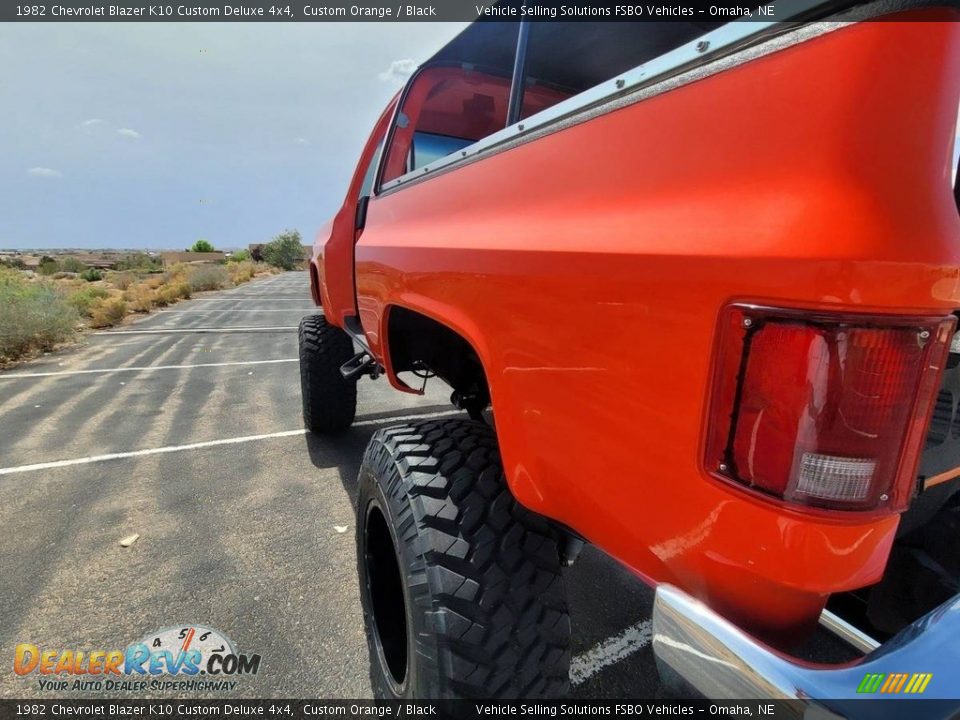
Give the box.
[819,608,881,654]
[653,584,960,704]
[379,0,829,193]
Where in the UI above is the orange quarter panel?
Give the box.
[353,13,960,636]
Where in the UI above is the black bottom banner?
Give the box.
[1,700,958,720]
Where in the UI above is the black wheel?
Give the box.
[356,418,571,700]
[298,314,357,433]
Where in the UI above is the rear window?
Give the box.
[518,21,723,121]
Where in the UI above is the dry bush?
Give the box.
[186,264,229,292]
[144,275,166,290]
[124,283,156,313]
[108,271,136,290]
[227,260,256,284]
[66,285,111,317]
[156,281,191,305]
[162,265,189,290]
[0,268,78,361]
[89,297,128,328]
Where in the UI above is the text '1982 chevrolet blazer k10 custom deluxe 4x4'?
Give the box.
[298,0,960,708]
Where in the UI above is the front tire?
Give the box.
[298,314,357,433]
[356,418,571,700]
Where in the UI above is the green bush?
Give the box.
[37,256,60,275]
[0,268,77,361]
[227,249,251,263]
[262,230,305,270]
[61,257,87,273]
[186,264,229,292]
[80,267,103,282]
[190,239,215,253]
[1,257,27,270]
[66,285,110,317]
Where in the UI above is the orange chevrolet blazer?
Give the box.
[300,1,960,704]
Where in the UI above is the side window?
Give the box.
[376,22,725,185]
[358,138,384,199]
[380,66,510,185]
[411,132,473,171]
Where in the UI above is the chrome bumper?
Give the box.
[652,584,960,708]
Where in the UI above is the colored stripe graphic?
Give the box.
[881,674,897,693]
[857,672,931,694]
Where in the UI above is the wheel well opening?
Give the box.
[387,306,490,411]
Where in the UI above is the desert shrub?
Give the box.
[107,271,136,290]
[262,230,305,270]
[227,249,251,263]
[144,275,166,289]
[1,257,27,270]
[88,297,128,327]
[52,271,76,279]
[190,239,215,253]
[80,267,103,282]
[37,256,60,275]
[163,263,187,282]
[156,281,191,305]
[60,257,87,273]
[226,260,256,284]
[115,252,162,273]
[66,285,110,317]
[186,264,229,292]
[124,283,156,312]
[0,268,77,361]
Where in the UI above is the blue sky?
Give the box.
[1,24,958,250]
[0,22,465,250]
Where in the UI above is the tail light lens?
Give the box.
[705,306,954,512]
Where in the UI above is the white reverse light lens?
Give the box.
[795,453,876,502]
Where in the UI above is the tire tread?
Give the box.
[298,314,357,433]
[361,418,570,699]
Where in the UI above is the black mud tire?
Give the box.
[298,314,357,433]
[356,418,571,701]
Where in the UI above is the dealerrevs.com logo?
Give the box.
[13,625,261,693]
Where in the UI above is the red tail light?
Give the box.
[705,306,954,512]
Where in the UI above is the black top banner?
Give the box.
[3,0,948,22]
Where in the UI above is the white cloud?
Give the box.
[27,167,63,178]
[295,137,310,145]
[378,58,417,84]
[117,128,142,139]
[80,118,105,130]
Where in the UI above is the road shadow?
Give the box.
[303,403,458,509]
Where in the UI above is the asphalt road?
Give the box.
[0,271,681,700]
